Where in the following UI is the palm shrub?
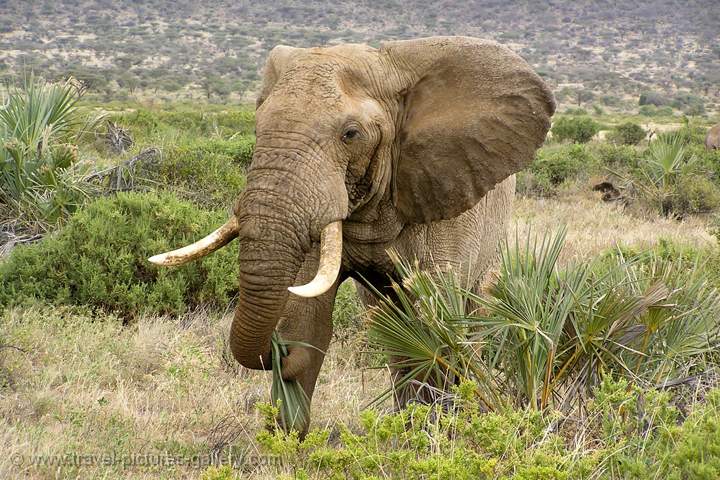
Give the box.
[0,75,100,230]
[365,251,503,410]
[619,133,720,216]
[367,228,720,411]
[656,120,707,146]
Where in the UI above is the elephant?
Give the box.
[707,123,720,150]
[149,36,555,434]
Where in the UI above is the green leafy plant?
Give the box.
[139,139,248,208]
[366,227,720,411]
[0,75,100,230]
[608,122,646,145]
[0,191,238,318]
[517,144,596,196]
[254,378,720,479]
[639,104,675,117]
[550,116,600,144]
[591,142,640,168]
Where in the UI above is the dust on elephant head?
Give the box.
[150,36,555,433]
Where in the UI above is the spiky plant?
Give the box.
[367,227,720,412]
[473,227,593,409]
[635,133,697,215]
[0,75,101,230]
[365,250,503,411]
[476,228,720,409]
[270,331,310,432]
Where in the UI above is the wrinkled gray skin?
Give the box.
[707,124,720,150]
[227,37,555,434]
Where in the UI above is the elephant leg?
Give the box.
[274,253,340,434]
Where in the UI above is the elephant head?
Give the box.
[150,36,555,430]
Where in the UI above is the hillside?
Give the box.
[1,0,718,110]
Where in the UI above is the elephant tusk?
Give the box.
[148,217,239,266]
[288,221,342,298]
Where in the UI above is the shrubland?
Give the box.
[2,78,720,478]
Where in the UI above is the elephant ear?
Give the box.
[382,37,555,223]
[256,45,303,109]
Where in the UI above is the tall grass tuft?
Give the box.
[0,75,100,231]
[367,227,720,411]
[270,332,310,432]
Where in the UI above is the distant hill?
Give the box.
[1,0,718,112]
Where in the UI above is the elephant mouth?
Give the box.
[148,219,343,299]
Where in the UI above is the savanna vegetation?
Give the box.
[1,1,719,114]
[2,76,720,479]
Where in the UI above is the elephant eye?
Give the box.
[341,128,360,143]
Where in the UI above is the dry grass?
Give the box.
[514,191,714,263]
[0,193,715,478]
[0,305,385,479]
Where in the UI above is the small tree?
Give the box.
[608,122,646,145]
[551,116,600,144]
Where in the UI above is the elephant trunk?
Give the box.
[228,162,346,370]
[229,203,305,370]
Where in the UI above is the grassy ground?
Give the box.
[3,91,720,477]
[2,189,716,479]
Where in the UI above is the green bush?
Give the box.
[672,174,720,214]
[671,93,705,116]
[639,91,670,107]
[111,107,255,142]
[180,136,255,166]
[535,144,595,183]
[607,122,646,145]
[0,191,238,318]
[550,116,600,143]
[694,145,720,182]
[515,170,553,197]
[519,144,596,196]
[140,138,249,208]
[591,143,641,168]
[252,379,720,479]
[639,105,674,117]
